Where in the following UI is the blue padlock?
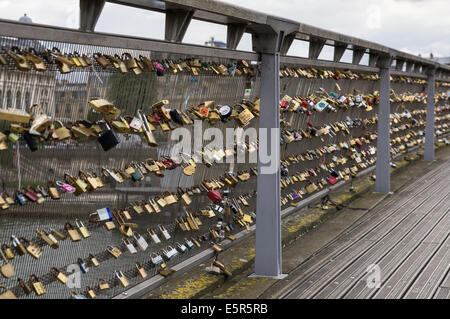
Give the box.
[16,192,27,205]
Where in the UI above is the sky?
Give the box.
[0,0,449,60]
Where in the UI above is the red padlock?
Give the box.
[207,190,222,204]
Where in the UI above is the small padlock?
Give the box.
[136,262,147,279]
[77,257,89,274]
[115,271,129,288]
[51,267,68,284]
[89,254,100,267]
[134,233,148,251]
[30,274,46,296]
[123,239,137,254]
[98,278,110,290]
[75,219,91,238]
[107,245,122,259]
[86,286,96,299]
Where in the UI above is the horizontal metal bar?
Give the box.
[0,19,259,61]
[280,55,379,73]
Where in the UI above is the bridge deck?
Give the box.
[275,154,450,299]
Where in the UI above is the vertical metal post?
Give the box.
[254,52,284,278]
[375,59,391,193]
[424,69,436,161]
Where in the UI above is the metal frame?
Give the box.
[1,0,449,282]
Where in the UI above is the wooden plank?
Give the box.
[372,212,449,298]
[314,194,449,299]
[404,236,450,299]
[274,164,448,298]
[283,173,450,298]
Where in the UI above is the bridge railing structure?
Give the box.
[0,0,448,299]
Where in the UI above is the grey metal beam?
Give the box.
[395,59,405,71]
[165,8,194,42]
[279,33,296,55]
[352,46,366,65]
[281,55,379,73]
[424,66,436,161]
[405,61,414,73]
[79,0,105,32]
[375,55,393,193]
[226,23,247,50]
[309,37,326,59]
[333,42,347,62]
[254,51,283,278]
[0,19,259,61]
[413,63,422,73]
[369,51,379,68]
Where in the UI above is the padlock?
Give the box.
[1,244,14,260]
[176,242,187,253]
[0,251,14,278]
[151,253,164,266]
[89,254,100,267]
[123,239,137,254]
[65,222,81,242]
[75,219,91,238]
[51,267,68,284]
[36,229,59,249]
[51,228,67,241]
[11,235,26,256]
[107,245,122,259]
[22,237,42,259]
[79,170,97,190]
[115,271,129,288]
[98,122,120,151]
[18,278,32,295]
[77,257,89,274]
[147,228,161,244]
[30,274,46,296]
[98,278,110,290]
[86,286,96,299]
[134,233,148,251]
[136,262,148,279]
[0,284,16,299]
[5,47,31,71]
[159,225,171,240]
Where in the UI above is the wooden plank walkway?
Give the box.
[275,158,450,299]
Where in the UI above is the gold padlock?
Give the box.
[75,219,91,238]
[86,286,96,299]
[22,237,42,259]
[136,262,148,279]
[51,267,68,284]
[107,246,122,259]
[115,271,129,288]
[98,278,109,290]
[65,222,81,242]
[30,274,46,296]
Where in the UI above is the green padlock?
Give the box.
[8,133,20,143]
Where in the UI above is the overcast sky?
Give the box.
[0,0,449,59]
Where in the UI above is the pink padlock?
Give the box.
[56,181,76,193]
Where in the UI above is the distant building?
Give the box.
[0,14,57,116]
[204,37,226,48]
